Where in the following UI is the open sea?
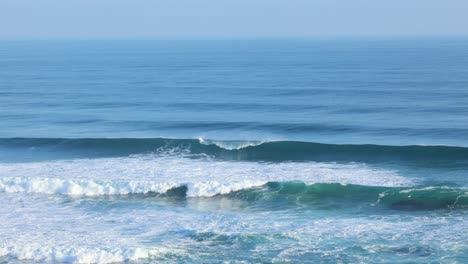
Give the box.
[0,38,467,263]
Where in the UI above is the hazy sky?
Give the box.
[1,0,467,39]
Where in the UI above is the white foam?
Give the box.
[0,185,465,264]
[198,137,264,150]
[0,177,266,197]
[0,192,189,263]
[0,245,175,264]
[0,154,414,197]
[0,177,180,196]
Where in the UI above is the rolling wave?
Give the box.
[1,177,465,210]
[227,182,468,210]
[1,137,468,165]
[0,153,412,196]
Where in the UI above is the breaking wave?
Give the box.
[1,137,468,165]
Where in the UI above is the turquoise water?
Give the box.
[0,39,467,263]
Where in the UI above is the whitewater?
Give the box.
[1,38,468,263]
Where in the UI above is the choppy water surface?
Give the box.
[0,39,467,263]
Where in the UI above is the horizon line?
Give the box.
[1,34,468,42]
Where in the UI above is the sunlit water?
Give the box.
[0,39,467,263]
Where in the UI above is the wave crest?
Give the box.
[2,137,468,165]
[0,177,266,197]
[1,177,465,210]
[198,137,264,150]
[0,154,413,197]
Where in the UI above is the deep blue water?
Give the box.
[1,39,468,145]
[0,39,467,263]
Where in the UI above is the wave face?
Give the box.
[2,137,468,166]
[228,182,468,211]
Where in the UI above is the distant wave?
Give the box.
[1,137,468,165]
[198,137,264,150]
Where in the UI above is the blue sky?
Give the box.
[1,0,467,39]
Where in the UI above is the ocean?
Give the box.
[0,38,467,263]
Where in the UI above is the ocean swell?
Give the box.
[1,137,468,165]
